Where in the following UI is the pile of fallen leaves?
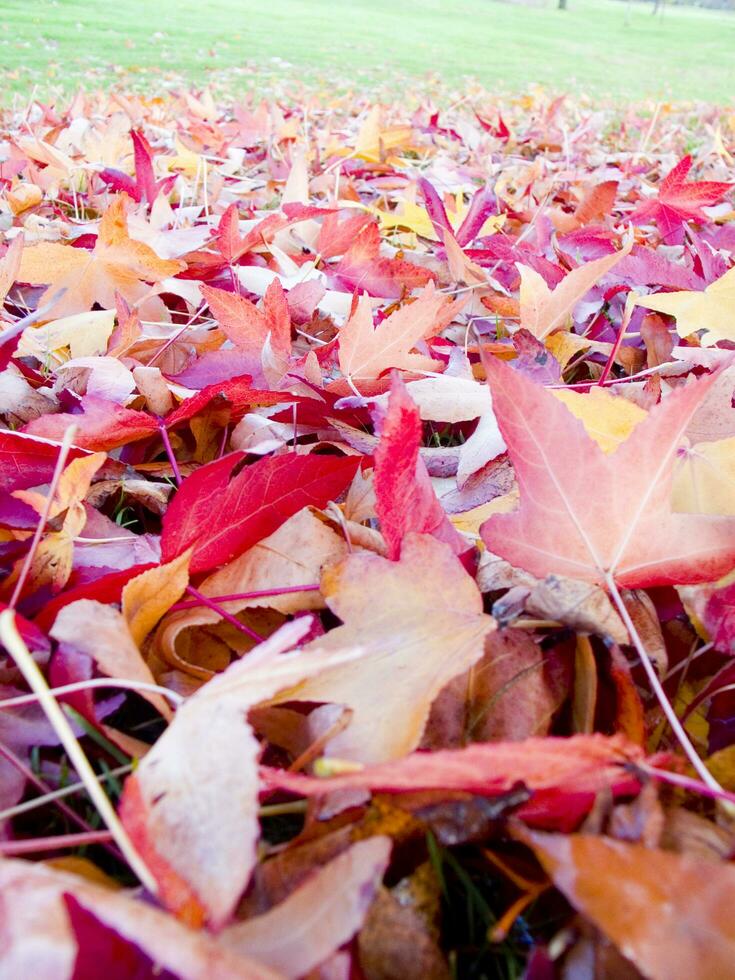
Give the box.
[2,87,735,978]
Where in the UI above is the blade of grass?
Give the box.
[0,609,158,894]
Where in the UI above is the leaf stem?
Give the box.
[605,573,724,795]
[0,740,123,862]
[185,585,265,642]
[635,762,735,807]
[0,678,184,711]
[158,420,182,487]
[170,583,320,612]
[0,610,158,894]
[0,762,133,823]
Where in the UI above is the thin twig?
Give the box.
[0,741,123,862]
[605,574,724,795]
[185,586,265,642]
[158,420,182,487]
[0,830,114,856]
[171,583,320,612]
[636,762,735,807]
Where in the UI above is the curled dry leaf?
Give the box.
[358,864,450,980]
[525,574,629,644]
[122,549,192,647]
[155,507,348,668]
[50,599,173,721]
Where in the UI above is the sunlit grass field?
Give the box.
[2,0,735,103]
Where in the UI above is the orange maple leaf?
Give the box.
[338,282,463,386]
[17,194,183,318]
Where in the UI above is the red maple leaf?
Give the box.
[630,155,732,244]
[161,451,360,574]
[99,130,176,205]
[374,373,466,559]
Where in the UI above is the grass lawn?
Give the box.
[2,0,735,104]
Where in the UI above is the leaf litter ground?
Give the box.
[1,87,735,978]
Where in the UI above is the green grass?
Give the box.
[2,0,734,103]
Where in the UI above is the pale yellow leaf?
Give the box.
[552,387,648,454]
[673,437,735,515]
[635,266,735,346]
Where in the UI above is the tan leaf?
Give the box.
[271,534,496,764]
[221,837,391,977]
[423,627,571,747]
[18,194,183,319]
[120,619,365,927]
[525,574,629,644]
[155,508,348,668]
[338,282,463,383]
[51,600,173,721]
[0,858,281,979]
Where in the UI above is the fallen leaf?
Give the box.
[423,627,571,747]
[18,194,183,318]
[122,550,192,646]
[269,534,495,763]
[551,387,647,454]
[525,574,628,643]
[221,837,391,977]
[635,265,735,346]
[338,282,462,385]
[160,451,359,575]
[263,733,644,802]
[202,279,292,359]
[630,155,732,243]
[50,600,173,720]
[374,374,466,559]
[516,240,631,339]
[0,858,281,979]
[119,619,364,927]
[521,829,735,979]
[480,356,735,587]
[155,507,348,668]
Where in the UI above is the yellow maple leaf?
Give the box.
[18,194,183,318]
[634,266,735,346]
[17,309,116,362]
